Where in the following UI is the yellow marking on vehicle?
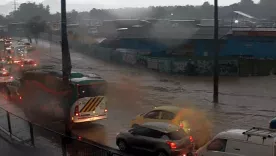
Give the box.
[88,97,104,112]
[80,97,95,112]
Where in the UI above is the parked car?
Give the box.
[131,106,212,148]
[116,122,194,156]
[196,127,276,156]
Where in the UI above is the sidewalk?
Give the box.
[0,97,63,156]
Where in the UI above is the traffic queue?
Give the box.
[2,37,276,156]
[0,37,38,85]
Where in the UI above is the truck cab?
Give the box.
[196,127,276,156]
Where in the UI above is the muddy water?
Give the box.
[29,40,276,148]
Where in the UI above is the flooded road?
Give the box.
[29,39,276,148]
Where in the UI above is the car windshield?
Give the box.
[167,129,187,140]
[78,83,107,98]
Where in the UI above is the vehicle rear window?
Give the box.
[167,129,187,140]
[24,60,35,65]
[78,83,107,98]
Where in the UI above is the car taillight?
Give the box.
[10,76,13,79]
[166,141,177,149]
[74,105,80,116]
[189,136,194,143]
[21,64,24,67]
[34,64,37,66]
[19,96,22,100]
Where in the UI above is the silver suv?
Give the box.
[116,122,194,156]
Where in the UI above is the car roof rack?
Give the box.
[243,127,276,141]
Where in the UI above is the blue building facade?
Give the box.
[193,30,276,59]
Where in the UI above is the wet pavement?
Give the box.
[12,39,276,148]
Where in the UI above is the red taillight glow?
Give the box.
[78,136,82,140]
[34,64,37,66]
[180,123,184,128]
[167,141,177,149]
[189,136,194,142]
[19,96,22,100]
[21,65,24,67]
[10,76,13,79]
[74,105,80,116]
[104,109,107,113]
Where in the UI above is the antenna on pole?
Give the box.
[13,0,18,12]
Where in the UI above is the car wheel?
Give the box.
[156,151,168,156]
[117,140,128,151]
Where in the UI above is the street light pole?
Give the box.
[61,0,72,137]
[213,0,219,103]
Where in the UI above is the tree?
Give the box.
[25,16,48,43]
[0,15,8,25]
[9,2,50,22]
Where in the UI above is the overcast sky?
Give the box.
[1,0,260,7]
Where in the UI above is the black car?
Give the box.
[116,122,194,156]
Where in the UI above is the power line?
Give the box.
[12,0,18,12]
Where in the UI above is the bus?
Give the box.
[5,69,108,125]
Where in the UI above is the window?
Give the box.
[207,139,227,152]
[160,111,175,120]
[78,83,107,98]
[167,129,187,140]
[130,126,150,136]
[144,111,161,119]
[146,129,164,138]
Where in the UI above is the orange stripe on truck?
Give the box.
[80,96,104,113]
[89,97,104,112]
[80,97,94,112]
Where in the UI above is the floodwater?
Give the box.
[25,39,276,148]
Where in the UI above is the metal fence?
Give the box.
[0,107,128,156]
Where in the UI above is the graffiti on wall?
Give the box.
[172,59,239,76]
[219,60,239,76]
[122,53,137,65]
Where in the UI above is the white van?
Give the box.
[196,127,276,156]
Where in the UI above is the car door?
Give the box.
[141,110,162,124]
[130,126,152,151]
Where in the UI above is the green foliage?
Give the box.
[9,2,50,22]
[25,16,48,37]
[1,0,276,24]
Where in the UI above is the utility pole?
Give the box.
[13,0,17,12]
[213,0,219,103]
[61,0,72,137]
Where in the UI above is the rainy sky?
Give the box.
[1,0,260,7]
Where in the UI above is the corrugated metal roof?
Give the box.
[234,11,255,19]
